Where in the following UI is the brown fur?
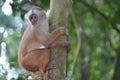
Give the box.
[18,6,71,79]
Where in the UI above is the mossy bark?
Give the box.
[47,0,72,80]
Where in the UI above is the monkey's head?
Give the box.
[27,6,47,27]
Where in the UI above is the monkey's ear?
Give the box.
[29,14,38,25]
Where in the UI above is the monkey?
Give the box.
[18,6,71,79]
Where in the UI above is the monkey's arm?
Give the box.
[46,27,68,47]
[48,41,71,52]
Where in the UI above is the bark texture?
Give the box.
[47,0,72,80]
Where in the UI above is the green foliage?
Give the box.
[0,11,16,28]
[0,0,120,80]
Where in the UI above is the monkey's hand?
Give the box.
[58,27,69,36]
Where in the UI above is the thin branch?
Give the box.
[69,10,81,78]
[79,0,120,34]
[100,25,117,51]
[79,0,108,19]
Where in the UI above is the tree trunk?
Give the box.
[113,50,120,80]
[47,0,72,80]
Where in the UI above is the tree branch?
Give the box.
[79,0,120,34]
[113,50,120,80]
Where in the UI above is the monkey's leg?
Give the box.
[38,50,49,78]
[22,49,49,73]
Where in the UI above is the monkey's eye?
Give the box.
[30,14,37,20]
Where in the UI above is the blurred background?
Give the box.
[0,0,120,80]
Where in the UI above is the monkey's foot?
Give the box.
[47,61,55,71]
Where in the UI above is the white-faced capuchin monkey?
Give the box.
[18,6,71,79]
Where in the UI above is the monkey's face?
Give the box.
[27,6,47,27]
